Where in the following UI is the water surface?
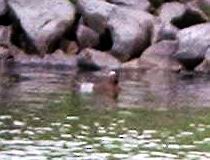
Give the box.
[1,65,210,159]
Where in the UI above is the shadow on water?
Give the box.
[1,64,210,159]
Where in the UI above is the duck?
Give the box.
[78,70,120,99]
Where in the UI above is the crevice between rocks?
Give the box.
[96,28,113,51]
[11,22,38,54]
[0,11,13,26]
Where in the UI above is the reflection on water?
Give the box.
[1,65,210,159]
[119,69,210,108]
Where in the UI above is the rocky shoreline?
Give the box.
[1,0,210,73]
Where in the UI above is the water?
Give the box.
[1,65,210,159]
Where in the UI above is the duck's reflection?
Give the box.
[118,68,210,108]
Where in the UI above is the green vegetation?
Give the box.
[200,5,210,19]
[69,0,77,4]
[2,93,210,158]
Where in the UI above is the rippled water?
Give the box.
[1,65,210,159]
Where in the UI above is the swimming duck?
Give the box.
[78,70,120,99]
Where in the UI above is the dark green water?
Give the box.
[1,66,210,159]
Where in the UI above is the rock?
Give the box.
[173,23,210,70]
[121,59,140,69]
[196,59,210,73]
[77,48,121,71]
[108,8,153,61]
[8,0,75,54]
[108,14,144,62]
[159,2,186,23]
[60,40,79,56]
[65,41,79,56]
[140,40,180,71]
[107,0,151,11]
[152,18,178,44]
[14,49,77,69]
[0,26,12,46]
[77,0,115,34]
[159,2,207,29]
[121,40,180,71]
[76,23,100,49]
[77,0,154,61]
[197,48,210,73]
[0,0,7,16]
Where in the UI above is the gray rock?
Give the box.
[174,23,210,70]
[107,0,151,11]
[0,0,7,16]
[77,48,121,71]
[8,0,75,54]
[140,40,180,70]
[77,0,115,34]
[77,0,154,62]
[152,18,178,44]
[76,23,100,49]
[108,8,154,61]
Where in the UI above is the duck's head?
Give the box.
[108,70,119,85]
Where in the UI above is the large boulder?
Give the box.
[173,23,210,70]
[0,0,7,16]
[108,8,154,61]
[122,40,180,71]
[8,0,75,54]
[77,48,121,71]
[77,0,154,62]
[77,0,115,34]
[107,0,151,11]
